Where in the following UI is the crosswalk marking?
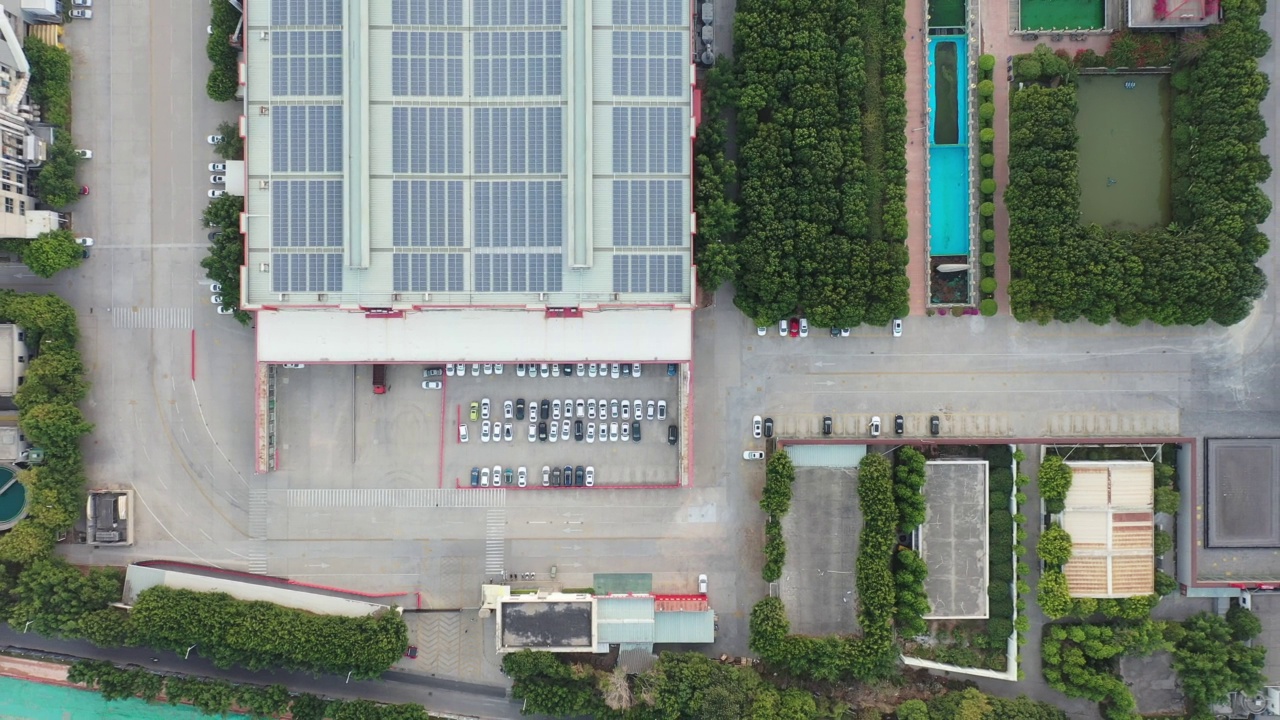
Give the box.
[286,488,507,508]
[485,508,506,576]
[110,307,193,329]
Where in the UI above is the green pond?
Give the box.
[1076,74,1171,231]
[0,676,250,719]
[0,466,24,523]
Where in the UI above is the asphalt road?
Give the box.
[0,623,525,720]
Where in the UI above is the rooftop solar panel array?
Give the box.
[474,0,564,25]
[392,31,464,97]
[272,31,344,96]
[474,32,563,97]
[391,107,464,174]
[392,181,465,247]
[392,0,465,25]
[272,106,344,173]
[612,107,685,174]
[611,32,685,97]
[271,253,345,292]
[473,107,563,174]
[272,0,343,26]
[474,181,565,248]
[611,0,684,26]
[612,254,684,293]
[272,181,344,247]
[612,180,686,247]
[474,252,564,292]
[392,252,466,291]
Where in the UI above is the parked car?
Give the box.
[469,402,479,421]
[757,326,767,336]
[657,400,667,420]
[610,363,621,379]
[830,326,841,338]
[504,400,514,419]
[668,425,679,445]
[540,399,550,420]
[667,363,678,376]
[799,318,809,337]
[632,363,641,377]
[930,415,941,436]
[585,466,595,487]
[574,466,585,487]
[421,381,442,389]
[609,422,619,442]
[210,295,223,304]
[894,415,904,435]
[527,424,536,442]
[423,367,444,378]
[574,420,584,441]
[75,237,94,247]
[210,175,225,184]
[778,319,787,336]
[210,282,222,293]
[405,645,418,659]
[69,8,91,18]
[76,149,93,159]
[563,466,574,488]
[516,363,526,376]
[208,135,224,145]
[698,574,708,593]
[216,306,234,315]
[480,467,489,486]
[621,422,630,442]
[743,451,765,460]
[647,400,656,420]
[208,189,225,198]
[893,319,903,337]
[517,467,527,488]
[763,417,773,438]
[542,466,551,486]
[209,162,226,172]
[459,424,469,443]
[481,398,491,419]
[480,420,491,443]
[631,421,641,442]
[752,415,762,438]
[538,421,548,441]
[516,398,526,421]
[822,416,832,436]
[551,467,562,486]
[503,423,513,442]
[870,416,882,437]
[470,467,480,487]
[282,363,305,369]
[79,185,91,195]
[788,317,800,337]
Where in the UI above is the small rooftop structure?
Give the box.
[1128,0,1221,28]
[1061,461,1155,598]
[1206,438,1280,548]
[86,490,132,546]
[497,593,595,652]
[921,460,990,619]
[0,324,27,396]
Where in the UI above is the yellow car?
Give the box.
[470,402,479,421]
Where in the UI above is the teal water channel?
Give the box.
[1076,74,1171,230]
[928,36,972,257]
[0,466,25,526]
[0,676,250,719]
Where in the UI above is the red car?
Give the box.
[788,317,800,337]
[79,186,90,195]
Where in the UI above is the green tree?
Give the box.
[7,558,123,637]
[14,347,89,409]
[893,446,927,531]
[1037,524,1073,566]
[19,401,92,454]
[214,120,244,159]
[1038,455,1073,511]
[1226,606,1263,642]
[35,136,83,208]
[18,230,83,278]
[760,450,795,516]
[24,36,72,127]
[203,194,244,230]
[1037,569,1072,619]
[896,698,928,720]
[1173,612,1266,712]
[1154,486,1180,515]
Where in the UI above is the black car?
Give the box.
[470,467,480,487]
[575,466,586,486]
[574,420,584,441]
[668,425,678,445]
[538,421,548,441]
[822,416,833,436]
[552,466,562,486]
[830,327,841,337]
[894,415,904,435]
[562,363,574,376]
[540,399,550,420]
[563,466,574,488]
[631,421,641,442]
[516,398,526,421]
[930,415,941,436]
[621,363,632,376]
[208,231,220,241]
[667,363,677,376]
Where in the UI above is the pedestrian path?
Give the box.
[109,307,192,329]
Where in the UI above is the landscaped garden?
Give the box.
[1005,0,1270,326]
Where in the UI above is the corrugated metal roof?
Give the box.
[597,596,654,620]
[1061,461,1155,598]
[653,610,715,643]
[785,444,866,468]
[596,596,656,644]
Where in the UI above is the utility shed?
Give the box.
[921,460,989,618]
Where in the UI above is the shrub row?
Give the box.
[987,447,1027,658]
[1038,454,1072,513]
[201,193,251,324]
[1006,2,1270,327]
[892,446,926,531]
[760,450,794,582]
[24,37,86,210]
[206,0,241,101]
[67,660,442,720]
[693,58,739,292]
[977,56,998,317]
[892,447,929,637]
[731,0,908,327]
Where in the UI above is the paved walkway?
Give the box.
[904,1,929,316]
[976,3,1111,315]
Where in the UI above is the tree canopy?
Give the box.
[18,230,83,278]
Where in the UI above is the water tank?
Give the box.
[699,50,714,66]
[1266,687,1280,714]
[700,25,712,43]
[701,2,713,24]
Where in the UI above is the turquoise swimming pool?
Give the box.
[928,36,972,257]
[0,676,249,719]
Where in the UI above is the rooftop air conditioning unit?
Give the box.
[260,31,269,40]
[259,106,269,115]
[539,292,546,301]
[259,263,269,272]
[259,180,270,189]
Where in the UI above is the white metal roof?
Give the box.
[122,564,391,617]
[255,306,692,362]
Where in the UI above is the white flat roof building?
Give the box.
[240,0,696,361]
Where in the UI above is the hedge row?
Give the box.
[986,446,1027,659]
[1006,0,1270,326]
[977,56,998,317]
[67,660,441,720]
[893,447,929,637]
[206,0,241,101]
[760,450,794,582]
[692,58,738,291]
[893,446,926,531]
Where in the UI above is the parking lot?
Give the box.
[780,465,862,636]
[445,362,682,489]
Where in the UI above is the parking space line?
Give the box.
[285,488,507,508]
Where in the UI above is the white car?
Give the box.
[483,363,493,375]
[207,135,224,144]
[445,364,455,377]
[69,8,91,18]
[542,466,551,486]
[480,467,490,486]
[552,363,561,377]
[698,574,708,593]
[893,319,903,337]
[632,364,641,377]
[207,189,225,198]
[503,423,513,442]
[481,398,491,419]
[576,399,585,418]
[211,175,225,184]
[481,420,491,442]
[840,327,852,337]
[752,415,763,439]
[597,363,608,377]
[504,400,514,419]
[799,318,809,337]
[495,363,504,375]
[561,419,570,439]
[493,465,502,486]
[633,400,642,418]
[75,237,94,247]
[471,363,480,377]
[597,399,607,418]
[77,149,93,159]
[588,363,598,378]
[621,423,630,442]
[217,306,234,315]
[744,451,765,460]
[778,319,787,336]
[209,162,226,172]
[459,424,469,443]
[550,422,559,442]
[539,363,550,378]
[757,326,767,336]
[585,466,595,487]
[456,363,466,376]
[211,295,223,304]
[647,400,655,420]
[587,400,596,419]
[552,399,562,420]
[621,401,630,420]
[422,380,442,389]
[586,423,596,443]
[657,400,667,420]
[870,416,882,437]
[527,423,537,442]
[576,363,585,376]
[610,363,621,379]
[282,363,305,369]
[516,363,526,376]
[610,399,620,418]
[518,466,527,488]
[609,422,619,442]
